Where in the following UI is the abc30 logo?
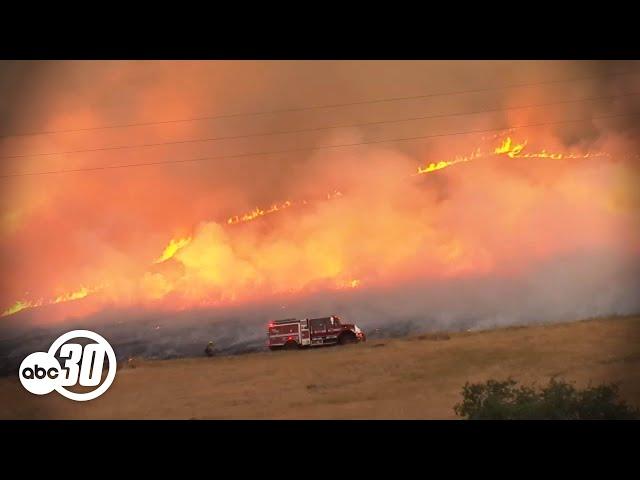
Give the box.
[19,330,117,401]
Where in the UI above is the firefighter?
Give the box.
[205,340,216,357]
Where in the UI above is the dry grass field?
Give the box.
[1,315,639,419]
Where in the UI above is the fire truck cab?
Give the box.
[267,316,366,351]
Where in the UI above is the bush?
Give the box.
[454,378,640,420]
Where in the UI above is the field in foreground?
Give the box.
[1,315,639,419]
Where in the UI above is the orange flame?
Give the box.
[416,136,610,176]
[227,201,293,225]
[1,286,93,318]
[1,134,617,319]
[417,149,482,175]
[226,191,343,225]
[155,237,192,263]
[494,137,528,158]
[494,137,609,160]
[53,286,91,304]
[1,299,44,317]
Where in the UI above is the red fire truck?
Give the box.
[267,316,366,350]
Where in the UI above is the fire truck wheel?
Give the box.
[338,332,357,345]
[283,341,299,350]
[269,346,282,351]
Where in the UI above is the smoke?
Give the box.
[0,60,639,366]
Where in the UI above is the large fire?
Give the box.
[1,133,632,319]
[1,61,638,326]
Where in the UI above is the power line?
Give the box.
[2,112,635,179]
[2,69,639,140]
[2,91,637,160]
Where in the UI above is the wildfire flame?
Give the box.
[494,137,528,157]
[1,299,43,317]
[417,149,482,174]
[155,237,192,263]
[416,137,610,175]
[53,286,91,304]
[0,135,618,319]
[226,191,343,225]
[227,201,293,225]
[494,137,610,159]
[494,137,609,159]
[1,286,93,318]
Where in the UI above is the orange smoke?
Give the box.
[3,131,635,319]
[1,61,639,324]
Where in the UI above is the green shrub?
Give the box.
[454,378,640,420]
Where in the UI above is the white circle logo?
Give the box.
[19,329,117,401]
